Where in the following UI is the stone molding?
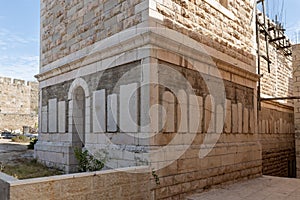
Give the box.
[36,29,259,85]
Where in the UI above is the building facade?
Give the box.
[35,0,295,198]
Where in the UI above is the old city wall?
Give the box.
[0,77,38,131]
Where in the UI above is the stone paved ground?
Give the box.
[187,176,300,200]
[0,139,33,165]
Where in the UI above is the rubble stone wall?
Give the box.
[0,77,38,131]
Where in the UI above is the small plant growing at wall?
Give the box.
[74,148,106,172]
[11,135,30,143]
[152,169,160,186]
[0,162,4,172]
[28,138,38,150]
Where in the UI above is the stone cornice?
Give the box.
[36,28,259,83]
[261,101,294,113]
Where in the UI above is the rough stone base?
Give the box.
[35,141,77,172]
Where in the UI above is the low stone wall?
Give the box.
[0,167,153,200]
[0,172,17,200]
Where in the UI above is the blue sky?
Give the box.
[0,1,40,81]
[0,1,299,81]
[266,0,300,43]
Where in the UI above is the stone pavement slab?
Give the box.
[0,139,33,165]
[187,176,300,200]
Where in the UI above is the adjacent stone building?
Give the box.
[293,44,300,178]
[0,77,38,132]
[257,17,295,177]
[35,0,296,199]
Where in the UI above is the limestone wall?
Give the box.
[293,44,300,178]
[37,0,263,199]
[258,25,293,104]
[150,51,261,199]
[0,77,38,131]
[0,167,153,200]
[151,0,256,69]
[0,172,15,200]
[41,0,147,66]
[259,104,295,177]
[257,18,295,177]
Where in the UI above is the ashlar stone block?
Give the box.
[93,90,106,133]
[48,99,58,133]
[237,103,243,133]
[120,83,138,132]
[163,91,175,133]
[243,108,249,133]
[177,90,188,133]
[249,109,255,133]
[58,101,66,133]
[107,94,118,132]
[216,104,224,134]
[225,99,231,133]
[232,104,238,133]
[189,94,203,133]
[41,106,48,133]
[205,95,215,133]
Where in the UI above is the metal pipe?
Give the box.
[256,1,261,111]
[261,0,271,73]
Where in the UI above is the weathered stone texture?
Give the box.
[41,0,146,66]
[153,0,256,67]
[8,167,152,200]
[37,1,266,199]
[259,106,295,177]
[293,44,300,178]
[0,77,38,131]
[259,27,293,104]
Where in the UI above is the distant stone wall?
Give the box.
[0,77,38,131]
[0,114,37,132]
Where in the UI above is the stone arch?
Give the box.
[68,78,90,100]
[68,78,90,147]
